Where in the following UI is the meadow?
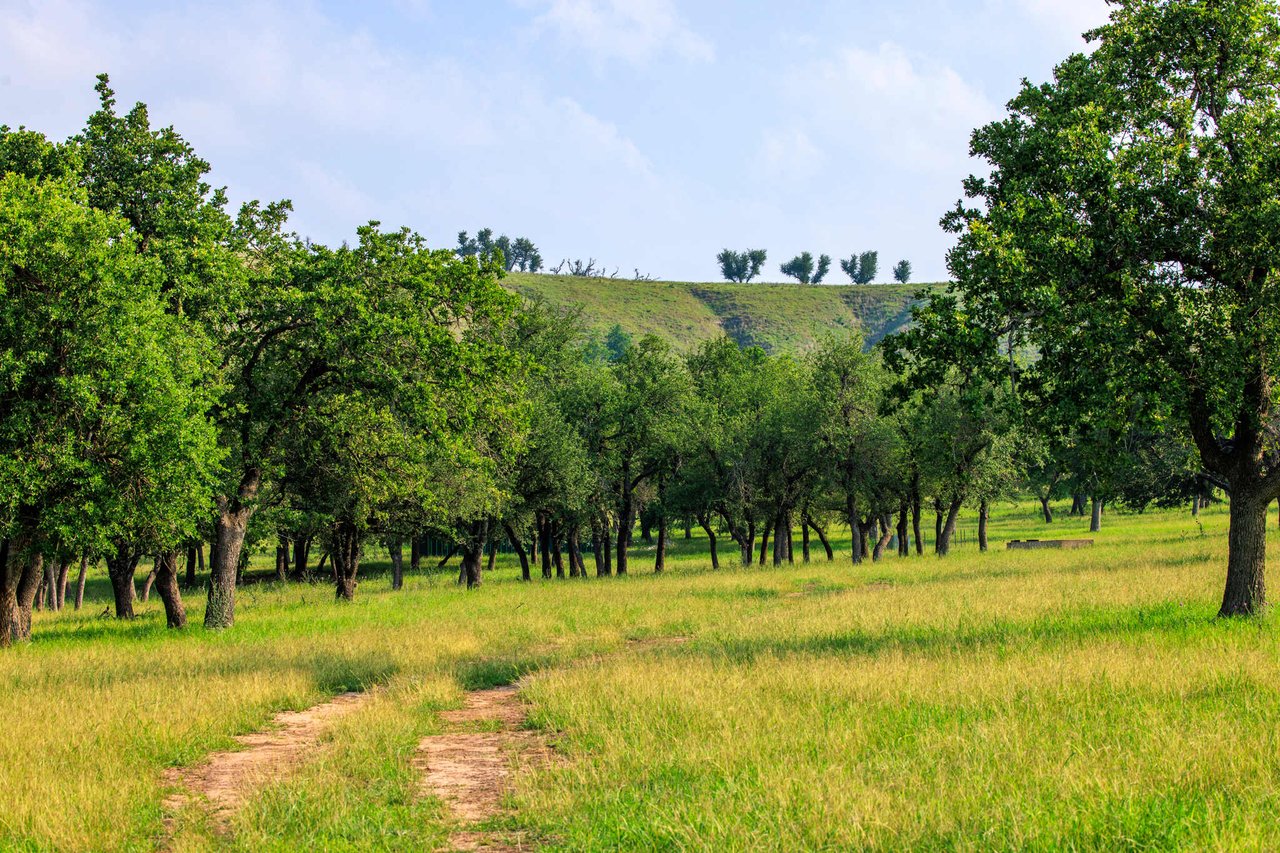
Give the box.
[4,499,1277,851]
[503,273,929,353]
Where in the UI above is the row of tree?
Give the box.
[718,249,912,285]
[0,61,1196,646]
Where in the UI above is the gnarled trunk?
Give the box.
[1221,492,1267,617]
[388,537,404,590]
[1040,496,1054,524]
[872,513,893,561]
[505,522,532,581]
[936,497,963,556]
[205,471,260,629]
[847,495,862,564]
[697,514,720,569]
[74,554,88,611]
[105,544,139,619]
[154,550,186,629]
[331,520,362,601]
[897,503,909,557]
[460,520,487,589]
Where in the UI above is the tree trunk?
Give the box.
[759,522,771,567]
[552,521,565,579]
[505,522,532,581]
[487,538,498,575]
[745,518,756,566]
[601,513,613,576]
[185,545,198,589]
[205,472,260,629]
[0,540,13,646]
[848,495,862,564]
[1221,492,1267,617]
[1071,494,1085,516]
[979,499,990,552]
[684,517,692,539]
[74,554,87,611]
[654,510,667,574]
[55,555,70,611]
[331,520,362,601]
[388,537,404,591]
[698,514,720,569]
[106,544,139,619]
[785,512,794,565]
[801,522,811,563]
[936,498,963,556]
[897,503,909,557]
[293,536,311,581]
[934,499,944,549]
[275,536,288,582]
[807,518,834,561]
[911,472,924,556]
[460,521,487,589]
[1040,496,1054,524]
[538,515,553,579]
[154,550,187,629]
[1090,497,1103,533]
[616,485,634,576]
[141,561,157,603]
[15,549,40,642]
[872,514,893,561]
[568,527,583,578]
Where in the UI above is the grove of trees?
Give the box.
[5,0,1275,649]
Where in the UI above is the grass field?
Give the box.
[5,500,1279,851]
[503,273,931,353]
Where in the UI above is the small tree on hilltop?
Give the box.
[781,251,831,285]
[458,228,542,272]
[841,250,879,284]
[717,248,767,283]
[894,259,912,284]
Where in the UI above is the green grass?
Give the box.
[504,273,932,353]
[6,500,1280,850]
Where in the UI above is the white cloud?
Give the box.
[1012,0,1112,45]
[795,42,998,174]
[524,0,714,66]
[754,128,825,183]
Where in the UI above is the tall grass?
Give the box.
[3,500,1273,850]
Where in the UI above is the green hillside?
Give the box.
[503,273,936,353]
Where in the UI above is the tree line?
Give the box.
[718,248,912,285]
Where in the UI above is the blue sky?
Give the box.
[1,0,1110,282]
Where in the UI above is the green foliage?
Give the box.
[457,228,543,272]
[780,251,831,285]
[717,248,767,283]
[0,174,222,556]
[841,250,879,285]
[893,259,912,284]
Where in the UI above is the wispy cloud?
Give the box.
[522,0,714,66]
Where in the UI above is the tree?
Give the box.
[203,223,518,626]
[781,252,831,285]
[941,0,1280,615]
[0,174,220,641]
[840,251,879,285]
[893,260,912,284]
[457,228,542,272]
[717,248,767,283]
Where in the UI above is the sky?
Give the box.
[1,0,1111,283]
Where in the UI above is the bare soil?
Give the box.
[163,691,370,828]
[414,684,553,851]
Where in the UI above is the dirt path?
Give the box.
[414,684,553,852]
[163,691,371,829]
[416,638,690,852]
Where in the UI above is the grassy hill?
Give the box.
[504,273,938,353]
